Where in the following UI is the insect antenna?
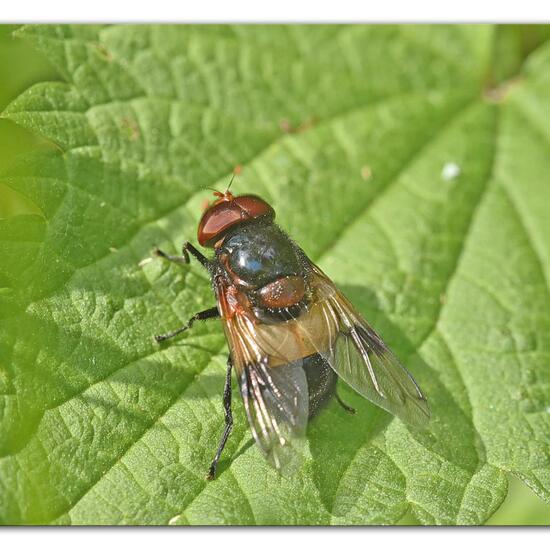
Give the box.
[225,164,242,194]
[226,172,236,193]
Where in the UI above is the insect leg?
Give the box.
[335,390,356,415]
[207,356,234,480]
[183,242,210,269]
[154,241,211,270]
[154,247,188,266]
[154,307,219,343]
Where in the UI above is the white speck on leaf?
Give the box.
[138,257,153,268]
[441,162,461,181]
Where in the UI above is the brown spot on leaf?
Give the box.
[120,117,140,141]
[279,116,318,134]
[483,75,523,104]
[361,165,373,181]
[94,43,113,62]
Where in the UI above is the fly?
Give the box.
[153,185,429,479]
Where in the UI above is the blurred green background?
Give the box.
[0,24,549,526]
[0,26,58,156]
[0,25,58,219]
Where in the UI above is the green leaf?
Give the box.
[1,24,550,525]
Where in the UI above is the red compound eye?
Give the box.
[197,193,275,247]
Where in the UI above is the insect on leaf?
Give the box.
[0,24,550,525]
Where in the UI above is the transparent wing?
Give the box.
[239,354,308,471]
[217,283,309,472]
[302,266,430,426]
[215,259,429,472]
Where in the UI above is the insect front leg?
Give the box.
[154,241,211,270]
[154,307,219,343]
[207,356,234,480]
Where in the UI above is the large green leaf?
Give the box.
[1,24,549,525]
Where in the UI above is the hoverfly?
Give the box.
[154,186,429,479]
